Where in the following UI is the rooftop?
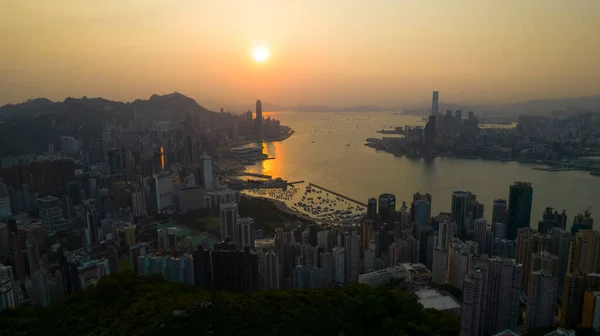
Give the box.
[414,289,461,311]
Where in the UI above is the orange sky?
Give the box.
[1,0,599,108]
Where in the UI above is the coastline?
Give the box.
[242,193,317,223]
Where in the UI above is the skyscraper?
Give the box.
[199,152,213,190]
[219,203,238,242]
[431,91,439,116]
[255,100,263,139]
[366,198,377,220]
[378,193,396,224]
[507,182,533,240]
[451,191,469,238]
[38,196,69,234]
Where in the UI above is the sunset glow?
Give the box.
[252,46,270,63]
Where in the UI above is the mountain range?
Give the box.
[0,92,215,157]
[223,94,600,116]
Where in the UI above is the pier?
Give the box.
[288,180,305,185]
[308,183,367,207]
[237,172,273,179]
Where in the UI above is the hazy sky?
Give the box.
[1,0,599,108]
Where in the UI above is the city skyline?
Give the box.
[2,1,600,107]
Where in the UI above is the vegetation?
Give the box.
[0,273,460,336]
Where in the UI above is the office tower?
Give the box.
[199,152,213,190]
[526,271,559,333]
[438,220,454,249]
[451,191,469,238]
[507,182,533,240]
[431,91,439,116]
[473,219,489,255]
[219,202,238,242]
[107,246,119,274]
[538,207,567,234]
[367,198,377,220]
[332,247,345,284]
[490,238,515,259]
[461,268,486,336]
[361,219,375,252]
[235,217,255,250]
[153,171,173,210]
[432,248,448,284]
[378,193,396,224]
[254,100,263,139]
[38,196,67,233]
[413,199,431,231]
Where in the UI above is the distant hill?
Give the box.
[0,92,216,157]
[403,94,600,117]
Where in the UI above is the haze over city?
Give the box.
[2,0,600,108]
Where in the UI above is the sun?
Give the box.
[252,46,270,63]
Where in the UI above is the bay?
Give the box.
[244,111,600,228]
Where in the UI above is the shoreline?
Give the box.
[242,193,317,223]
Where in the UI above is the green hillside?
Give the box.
[0,272,460,336]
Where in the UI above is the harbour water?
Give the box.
[243,111,600,229]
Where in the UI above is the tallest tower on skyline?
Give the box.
[431,91,439,116]
[255,99,263,139]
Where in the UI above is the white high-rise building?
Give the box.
[219,202,238,242]
[432,247,449,284]
[332,247,345,284]
[200,152,213,190]
[154,171,173,211]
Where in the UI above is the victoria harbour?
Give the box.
[245,111,600,227]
